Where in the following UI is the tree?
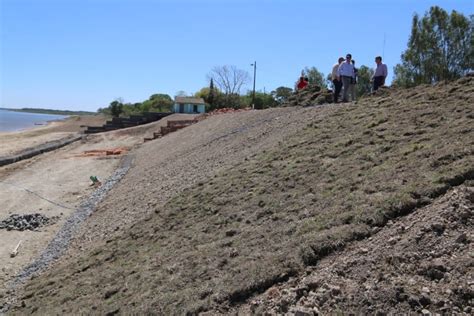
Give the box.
[109,100,123,118]
[194,87,211,100]
[121,102,142,116]
[207,65,251,96]
[206,65,251,109]
[393,6,473,87]
[149,94,173,112]
[241,91,277,109]
[194,82,223,110]
[356,65,375,97]
[208,78,216,108]
[303,67,328,88]
[213,93,242,109]
[393,64,415,88]
[271,86,293,105]
[97,107,110,115]
[140,94,173,113]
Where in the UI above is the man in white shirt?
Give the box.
[337,54,355,102]
[372,56,388,91]
[331,57,344,103]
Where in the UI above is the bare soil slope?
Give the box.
[67,107,330,254]
[7,76,474,314]
[238,184,473,315]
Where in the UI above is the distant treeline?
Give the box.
[2,108,96,116]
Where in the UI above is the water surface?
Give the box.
[0,109,68,132]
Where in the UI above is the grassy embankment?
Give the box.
[13,76,474,314]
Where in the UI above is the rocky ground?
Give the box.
[0,214,58,232]
[2,76,473,314]
[237,184,473,315]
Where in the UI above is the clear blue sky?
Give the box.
[1,0,472,111]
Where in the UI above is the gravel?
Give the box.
[0,214,58,231]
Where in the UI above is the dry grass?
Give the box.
[9,77,474,315]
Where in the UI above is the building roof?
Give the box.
[175,97,205,104]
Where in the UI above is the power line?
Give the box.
[0,181,76,210]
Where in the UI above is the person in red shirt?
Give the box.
[297,76,308,90]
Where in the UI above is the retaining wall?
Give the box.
[85,112,172,134]
[0,135,83,167]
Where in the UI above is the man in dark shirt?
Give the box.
[331,57,344,103]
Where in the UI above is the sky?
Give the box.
[1,0,473,112]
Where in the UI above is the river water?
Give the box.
[0,109,68,132]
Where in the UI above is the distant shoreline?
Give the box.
[0,114,103,135]
[0,116,67,135]
[0,107,95,116]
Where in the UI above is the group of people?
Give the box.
[331,54,388,103]
[295,54,388,103]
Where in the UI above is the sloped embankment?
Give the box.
[238,184,473,314]
[10,76,474,314]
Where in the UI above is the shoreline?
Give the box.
[0,115,107,158]
[0,108,72,133]
[0,116,70,135]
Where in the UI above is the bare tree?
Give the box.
[207,65,251,95]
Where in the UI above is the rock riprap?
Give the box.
[0,214,58,231]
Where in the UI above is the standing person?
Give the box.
[372,56,388,91]
[331,57,344,103]
[338,54,355,102]
[351,59,359,101]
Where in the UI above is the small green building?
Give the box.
[173,97,206,114]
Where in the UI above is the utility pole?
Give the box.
[251,61,256,109]
[383,33,386,60]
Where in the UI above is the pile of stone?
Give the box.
[0,213,58,231]
[285,84,334,107]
